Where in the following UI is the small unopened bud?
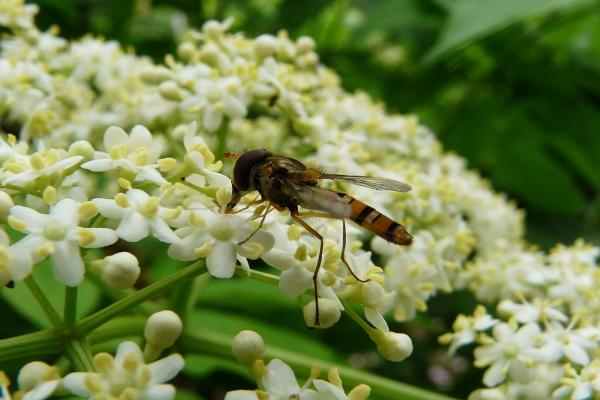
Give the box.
[254,34,278,58]
[139,66,173,84]
[232,330,265,366]
[296,36,315,54]
[42,186,57,206]
[370,330,413,362]
[100,252,140,290]
[303,298,341,329]
[68,140,95,159]
[348,384,371,400]
[18,361,60,390]
[178,41,197,61]
[159,81,183,101]
[0,191,14,222]
[145,310,183,350]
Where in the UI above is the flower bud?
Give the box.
[139,66,173,84]
[296,36,315,54]
[254,34,278,58]
[159,81,183,101]
[145,310,183,350]
[68,140,95,159]
[100,252,140,290]
[18,361,59,390]
[232,330,265,366]
[370,330,413,362]
[303,298,341,329]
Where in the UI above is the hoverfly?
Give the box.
[225,149,412,325]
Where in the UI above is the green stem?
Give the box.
[235,268,280,285]
[0,330,61,362]
[24,275,63,330]
[75,260,206,336]
[181,328,456,400]
[64,286,78,330]
[65,337,95,371]
[0,184,41,197]
[170,274,210,324]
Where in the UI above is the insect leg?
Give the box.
[294,212,369,283]
[237,203,271,246]
[340,219,369,283]
[291,211,324,326]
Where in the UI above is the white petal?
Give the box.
[279,265,312,297]
[115,341,143,366]
[482,360,508,387]
[10,206,47,230]
[45,155,83,174]
[50,241,84,286]
[224,390,259,400]
[565,343,590,366]
[223,95,247,118]
[206,240,236,278]
[149,354,185,384]
[8,247,33,280]
[312,379,346,400]
[262,359,300,395]
[91,198,126,219]
[140,384,176,400]
[83,228,118,248]
[364,307,389,332]
[149,218,180,244]
[136,168,166,185]
[204,170,231,188]
[572,383,592,400]
[117,212,150,242]
[129,125,153,149]
[63,372,95,396]
[104,126,129,150]
[187,152,206,170]
[127,188,150,203]
[51,199,79,225]
[81,158,114,172]
[203,106,223,132]
[22,380,59,400]
[12,234,48,263]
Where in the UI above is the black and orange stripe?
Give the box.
[336,192,412,245]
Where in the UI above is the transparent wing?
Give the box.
[319,173,411,192]
[287,183,351,218]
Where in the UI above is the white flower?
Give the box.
[63,341,184,400]
[2,148,82,187]
[0,228,33,287]
[168,206,274,278]
[81,125,166,185]
[440,306,499,354]
[474,322,544,387]
[182,122,230,187]
[16,361,61,400]
[180,76,248,132]
[553,361,600,400]
[92,189,181,244]
[497,298,568,324]
[9,199,118,286]
[225,359,320,400]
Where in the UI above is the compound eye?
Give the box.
[233,149,272,191]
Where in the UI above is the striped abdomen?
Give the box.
[337,192,412,246]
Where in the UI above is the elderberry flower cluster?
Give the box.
[0,1,598,398]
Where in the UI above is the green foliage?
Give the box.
[12,0,600,397]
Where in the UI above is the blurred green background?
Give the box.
[13,0,600,398]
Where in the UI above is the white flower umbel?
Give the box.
[9,199,117,286]
[168,207,274,278]
[63,341,184,400]
[0,228,33,287]
[439,306,500,354]
[92,189,181,244]
[81,125,167,185]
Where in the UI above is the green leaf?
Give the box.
[184,354,249,379]
[2,261,100,329]
[424,0,597,63]
[491,132,585,216]
[187,310,344,363]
